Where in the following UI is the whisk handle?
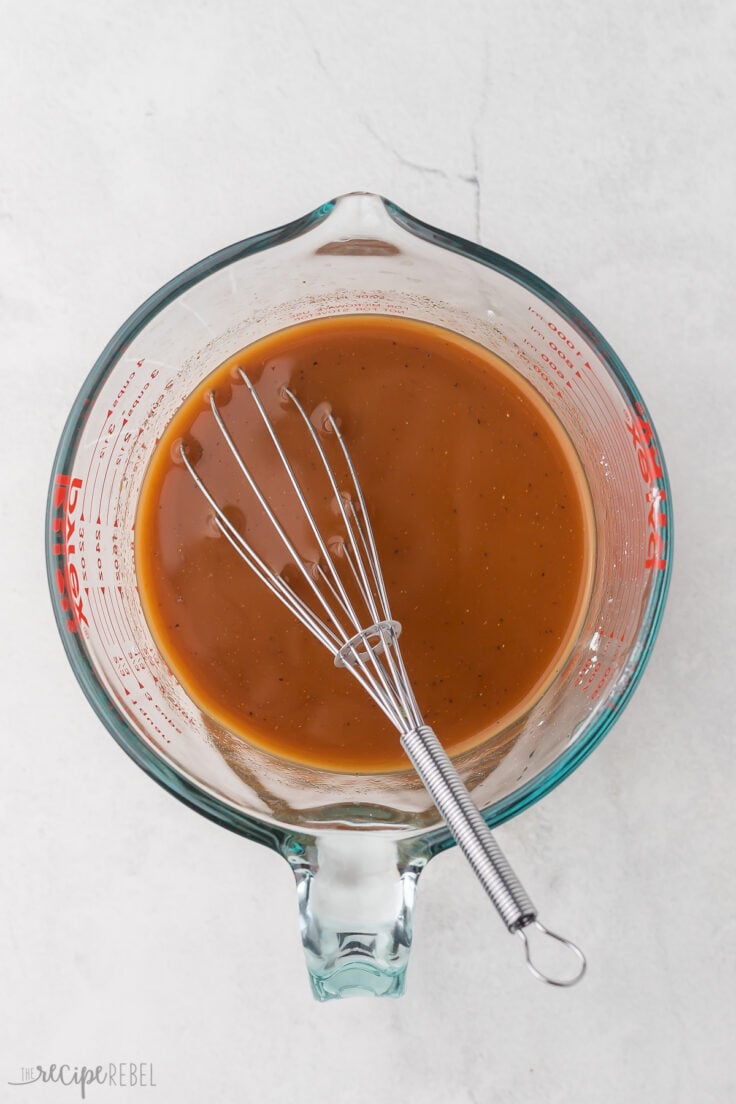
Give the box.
[400,725,536,932]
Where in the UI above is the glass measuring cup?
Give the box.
[46,192,672,999]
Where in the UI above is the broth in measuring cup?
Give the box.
[135,316,593,773]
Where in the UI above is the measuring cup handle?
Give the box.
[282,833,427,1001]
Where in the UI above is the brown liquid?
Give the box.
[135,316,593,773]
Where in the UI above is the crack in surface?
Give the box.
[310,43,328,75]
[360,113,482,238]
[283,1,489,246]
[359,114,455,181]
[468,30,491,243]
[286,0,329,79]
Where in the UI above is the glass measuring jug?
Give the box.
[46,193,672,999]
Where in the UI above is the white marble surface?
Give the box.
[2,2,735,1101]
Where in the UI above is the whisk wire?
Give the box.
[329,415,396,624]
[184,387,415,730]
[178,446,342,656]
[334,539,418,731]
[237,373,365,639]
[279,386,385,630]
[270,383,421,729]
[208,390,353,646]
[321,412,424,731]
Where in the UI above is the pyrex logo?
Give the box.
[625,403,668,571]
[51,474,88,632]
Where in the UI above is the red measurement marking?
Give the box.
[94,586,115,645]
[101,417,129,524]
[96,587,130,688]
[107,587,144,690]
[84,586,111,647]
[577,640,620,704]
[107,584,128,642]
[529,304,617,441]
[82,410,113,518]
[132,699,174,744]
[109,363,140,420]
[90,587,131,694]
[117,587,159,686]
[100,587,134,695]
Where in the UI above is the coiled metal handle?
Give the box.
[401,725,586,986]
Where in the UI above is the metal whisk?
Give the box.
[180,371,586,987]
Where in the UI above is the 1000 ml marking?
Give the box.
[525,307,596,385]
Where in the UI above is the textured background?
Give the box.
[2,2,734,1101]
